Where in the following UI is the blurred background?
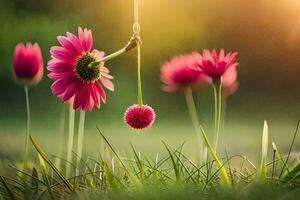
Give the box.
[0,0,299,165]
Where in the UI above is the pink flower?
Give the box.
[13,43,44,86]
[222,66,239,96]
[124,104,155,129]
[160,53,207,92]
[193,49,238,78]
[48,27,114,111]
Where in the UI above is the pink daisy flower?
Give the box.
[13,42,44,86]
[48,27,114,111]
[193,49,238,78]
[160,53,208,92]
[124,104,155,129]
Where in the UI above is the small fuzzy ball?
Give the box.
[124,104,156,129]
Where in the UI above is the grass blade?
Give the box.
[37,154,55,200]
[130,144,145,180]
[279,117,300,178]
[30,136,74,192]
[260,120,268,178]
[31,167,39,198]
[0,176,16,200]
[162,141,180,182]
[283,163,300,183]
[225,150,235,186]
[272,142,290,174]
[199,126,230,186]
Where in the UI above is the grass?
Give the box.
[0,120,299,200]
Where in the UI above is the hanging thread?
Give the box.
[134,0,143,106]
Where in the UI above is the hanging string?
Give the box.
[134,0,143,106]
[133,0,140,34]
[88,0,141,68]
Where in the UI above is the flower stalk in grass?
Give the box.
[76,109,86,176]
[12,42,44,171]
[23,85,30,171]
[184,86,205,164]
[66,103,75,178]
[212,77,222,152]
[55,105,67,174]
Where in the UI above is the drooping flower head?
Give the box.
[193,49,238,78]
[160,53,208,92]
[48,27,114,111]
[124,104,155,129]
[13,43,44,86]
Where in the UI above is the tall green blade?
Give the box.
[199,126,230,186]
[30,136,74,192]
[260,120,269,178]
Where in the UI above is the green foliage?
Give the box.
[0,130,299,199]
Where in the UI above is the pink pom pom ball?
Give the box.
[124,104,155,129]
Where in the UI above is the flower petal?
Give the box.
[95,81,106,103]
[78,27,93,51]
[57,36,81,56]
[100,77,114,91]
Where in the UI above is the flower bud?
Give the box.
[13,43,43,86]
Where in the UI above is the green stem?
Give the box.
[199,126,230,186]
[55,105,66,173]
[22,85,30,171]
[76,110,86,177]
[88,34,141,68]
[137,45,143,106]
[89,48,126,68]
[220,95,227,147]
[66,103,75,178]
[217,82,222,149]
[184,87,205,164]
[212,84,218,146]
[212,80,222,152]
